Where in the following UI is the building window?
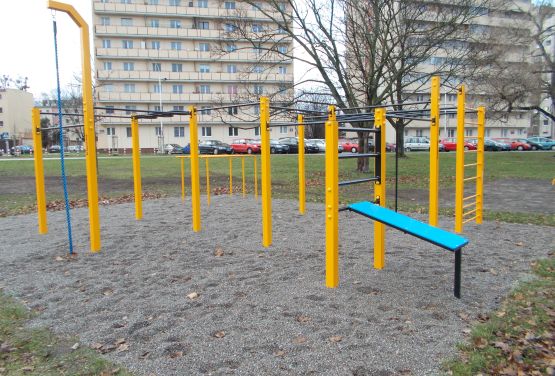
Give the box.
[0,121,3,127]
[122,40,133,49]
[102,39,111,48]
[485,129,491,137]
[173,105,185,111]
[152,62,161,71]
[174,127,185,137]
[501,128,508,137]
[416,129,423,137]
[465,129,473,137]
[277,26,287,34]
[197,0,208,8]
[228,106,238,114]
[200,107,211,115]
[252,24,263,32]
[199,64,210,73]
[103,61,112,70]
[278,66,287,74]
[104,84,114,92]
[125,105,136,114]
[448,128,455,137]
[197,21,209,30]
[169,0,181,5]
[254,127,260,136]
[201,126,212,137]
[224,1,236,9]
[106,106,115,114]
[155,127,162,136]
[171,41,182,50]
[106,127,116,135]
[277,2,286,11]
[151,40,161,49]
[124,83,136,93]
[279,126,287,134]
[172,63,183,72]
[447,94,456,101]
[448,113,456,119]
[126,127,132,138]
[254,106,260,115]
[153,105,161,112]
[253,45,263,54]
[153,84,161,93]
[254,85,263,95]
[278,84,287,92]
[225,44,237,52]
[253,65,263,73]
[227,85,238,95]
[121,18,133,26]
[224,23,237,32]
[199,85,210,94]
[123,62,134,71]
[121,0,132,3]
[172,85,184,94]
[227,64,237,73]
[170,20,181,28]
[277,45,287,54]
[150,19,160,28]
[198,43,210,52]
[149,0,159,4]
[228,127,239,136]
[101,17,110,26]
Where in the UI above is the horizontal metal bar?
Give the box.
[40,124,84,131]
[94,106,163,114]
[338,127,379,133]
[200,102,258,112]
[463,194,478,201]
[338,177,379,186]
[464,176,477,182]
[462,215,478,224]
[339,153,379,159]
[463,201,476,209]
[463,208,478,217]
[176,154,256,159]
[464,163,477,168]
[387,115,430,121]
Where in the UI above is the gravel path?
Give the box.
[0,197,553,375]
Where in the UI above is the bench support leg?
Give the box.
[454,249,461,299]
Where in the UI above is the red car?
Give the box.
[440,138,477,152]
[340,140,359,153]
[496,138,531,151]
[230,138,260,154]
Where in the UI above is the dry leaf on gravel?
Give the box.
[493,341,511,352]
[295,315,311,323]
[71,342,80,350]
[274,350,285,357]
[213,330,226,338]
[214,247,224,257]
[116,343,129,353]
[187,292,199,300]
[169,351,183,359]
[293,336,307,344]
[139,351,150,359]
[329,335,343,343]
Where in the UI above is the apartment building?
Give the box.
[395,0,534,143]
[92,0,295,152]
[536,7,555,138]
[0,88,34,152]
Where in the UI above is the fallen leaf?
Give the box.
[115,338,126,345]
[214,247,224,257]
[116,343,129,353]
[139,351,150,359]
[274,350,285,357]
[473,337,487,349]
[498,367,517,376]
[102,288,114,296]
[489,269,498,276]
[329,335,343,343]
[0,343,14,353]
[295,315,311,323]
[510,350,524,364]
[91,343,103,350]
[493,341,510,352]
[55,256,64,262]
[213,330,225,338]
[71,342,80,350]
[20,367,34,373]
[515,242,524,246]
[169,351,183,359]
[187,292,199,300]
[292,336,307,344]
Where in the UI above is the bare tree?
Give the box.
[224,0,492,170]
[0,74,30,91]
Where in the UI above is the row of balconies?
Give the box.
[97,70,294,83]
[95,48,292,63]
[97,92,293,103]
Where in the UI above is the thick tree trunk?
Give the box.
[356,133,370,172]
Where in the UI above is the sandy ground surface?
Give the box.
[1,197,554,375]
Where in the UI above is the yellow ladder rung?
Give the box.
[463,194,478,201]
[463,215,478,224]
[464,176,477,181]
[464,163,477,168]
[463,208,478,217]
[463,201,476,209]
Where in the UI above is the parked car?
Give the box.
[164,143,184,154]
[198,140,233,155]
[48,145,61,153]
[482,138,505,151]
[340,140,359,153]
[250,139,290,154]
[525,137,555,150]
[66,145,84,153]
[183,143,190,154]
[386,143,397,152]
[278,137,299,153]
[231,138,260,154]
[404,137,430,151]
[304,139,321,153]
[12,145,33,155]
[309,139,343,153]
[439,138,477,152]
[496,138,530,151]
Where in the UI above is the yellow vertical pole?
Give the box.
[229,156,233,196]
[429,76,440,226]
[298,114,306,215]
[454,86,465,233]
[32,108,48,234]
[476,106,485,224]
[254,157,258,199]
[325,106,339,288]
[48,0,101,252]
[205,157,211,206]
[180,158,185,201]
[131,116,142,220]
[189,106,201,232]
[242,156,246,197]
[374,108,387,269]
[260,97,272,247]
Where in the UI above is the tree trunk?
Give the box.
[356,133,370,172]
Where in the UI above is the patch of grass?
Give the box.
[0,291,132,376]
[444,257,555,376]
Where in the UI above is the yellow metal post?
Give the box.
[131,116,142,220]
[205,157,210,206]
[229,156,233,196]
[180,158,185,201]
[189,106,201,232]
[32,108,48,234]
[454,86,466,233]
[260,97,272,247]
[242,156,246,197]
[429,76,440,226]
[476,106,485,224]
[374,108,387,269]
[254,157,258,199]
[48,0,101,252]
[325,106,339,288]
[298,114,306,215]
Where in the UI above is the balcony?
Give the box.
[97,70,294,83]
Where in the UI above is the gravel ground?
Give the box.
[0,197,553,375]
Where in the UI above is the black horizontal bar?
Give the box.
[200,102,258,112]
[338,127,379,133]
[40,124,84,131]
[339,177,379,186]
[387,115,430,121]
[339,153,379,159]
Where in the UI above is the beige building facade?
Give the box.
[0,88,34,151]
[92,0,295,152]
